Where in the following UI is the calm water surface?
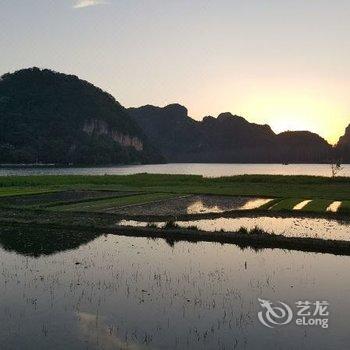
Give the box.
[120,216,350,241]
[1,163,350,177]
[0,227,349,349]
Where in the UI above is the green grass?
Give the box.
[339,201,350,214]
[52,193,179,212]
[270,198,305,211]
[0,187,61,197]
[301,199,334,213]
[1,174,350,200]
[0,174,349,216]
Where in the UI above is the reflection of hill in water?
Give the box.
[2,215,350,258]
[0,226,101,257]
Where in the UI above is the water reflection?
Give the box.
[293,200,312,210]
[115,195,272,216]
[77,312,151,350]
[176,217,350,241]
[238,198,272,210]
[120,216,350,241]
[187,198,273,214]
[0,226,100,257]
[327,201,342,212]
[186,201,223,214]
[0,234,349,349]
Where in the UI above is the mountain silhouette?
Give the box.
[129,104,333,163]
[0,68,163,165]
[335,124,350,162]
[0,68,348,165]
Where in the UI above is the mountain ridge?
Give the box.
[0,67,348,165]
[0,68,163,165]
[129,103,336,163]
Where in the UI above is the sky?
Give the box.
[1,0,350,144]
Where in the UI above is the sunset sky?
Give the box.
[1,0,350,144]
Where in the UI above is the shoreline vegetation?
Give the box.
[1,161,350,166]
[0,174,350,256]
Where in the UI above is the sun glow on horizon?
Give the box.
[2,0,350,146]
[186,84,348,145]
[245,96,346,145]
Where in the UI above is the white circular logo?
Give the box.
[258,298,293,328]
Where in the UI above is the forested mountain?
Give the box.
[128,104,212,161]
[0,68,163,164]
[0,67,347,165]
[129,104,333,163]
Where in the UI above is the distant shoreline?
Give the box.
[0,163,349,178]
[0,161,349,167]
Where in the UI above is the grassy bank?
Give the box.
[1,174,350,200]
[1,217,350,257]
[0,174,349,217]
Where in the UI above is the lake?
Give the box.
[0,163,350,177]
[0,227,349,349]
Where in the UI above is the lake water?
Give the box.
[0,227,349,349]
[0,163,350,177]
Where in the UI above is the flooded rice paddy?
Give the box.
[113,195,272,215]
[120,216,350,241]
[0,226,349,349]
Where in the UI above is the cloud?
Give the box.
[73,0,108,9]
[77,312,147,350]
